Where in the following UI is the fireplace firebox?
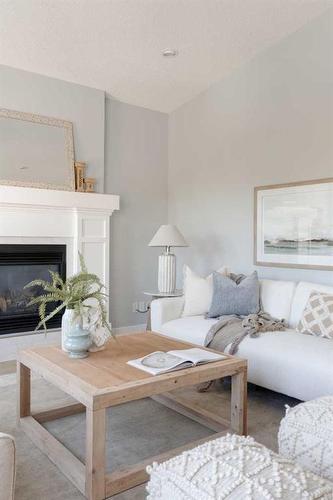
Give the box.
[0,244,66,335]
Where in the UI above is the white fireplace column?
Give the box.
[74,210,111,316]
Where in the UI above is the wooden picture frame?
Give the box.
[254,178,333,271]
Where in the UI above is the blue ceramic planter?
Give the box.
[64,321,92,359]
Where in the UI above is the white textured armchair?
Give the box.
[0,433,16,500]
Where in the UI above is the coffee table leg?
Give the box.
[86,408,106,500]
[231,368,247,435]
[17,361,31,420]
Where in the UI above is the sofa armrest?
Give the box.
[0,433,16,500]
[151,297,185,332]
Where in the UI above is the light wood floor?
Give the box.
[0,360,16,375]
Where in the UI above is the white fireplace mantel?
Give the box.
[0,185,119,356]
[0,185,119,213]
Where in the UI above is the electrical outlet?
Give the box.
[139,301,145,312]
[132,301,149,313]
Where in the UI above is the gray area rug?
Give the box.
[0,375,298,499]
[45,397,213,472]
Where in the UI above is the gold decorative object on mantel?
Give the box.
[74,161,96,193]
[74,161,85,192]
[84,177,96,193]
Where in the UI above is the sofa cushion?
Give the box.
[159,315,333,401]
[147,434,333,500]
[236,330,333,401]
[207,271,260,317]
[290,281,333,328]
[182,265,228,317]
[297,291,333,339]
[260,279,296,323]
[160,315,218,346]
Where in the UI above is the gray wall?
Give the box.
[105,98,168,327]
[0,65,105,191]
[0,65,169,328]
[168,10,333,286]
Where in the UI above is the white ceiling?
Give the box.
[0,0,331,113]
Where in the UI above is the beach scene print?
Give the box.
[263,188,333,257]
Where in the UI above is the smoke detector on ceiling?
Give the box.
[162,48,178,57]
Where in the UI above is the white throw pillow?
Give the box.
[182,265,228,317]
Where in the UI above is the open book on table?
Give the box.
[127,347,226,375]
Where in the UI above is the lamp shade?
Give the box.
[148,224,188,247]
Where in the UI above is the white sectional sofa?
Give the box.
[151,279,333,402]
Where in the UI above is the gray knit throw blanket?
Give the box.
[197,311,286,393]
[205,310,286,355]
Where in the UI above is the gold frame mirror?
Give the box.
[0,108,75,191]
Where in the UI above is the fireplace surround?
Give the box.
[0,185,119,346]
[0,244,66,334]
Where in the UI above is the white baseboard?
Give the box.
[113,323,146,335]
[0,330,61,363]
[0,324,147,362]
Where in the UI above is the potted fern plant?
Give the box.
[25,253,112,358]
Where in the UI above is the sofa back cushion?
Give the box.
[260,279,296,323]
[289,281,333,328]
[182,265,228,317]
[207,271,260,317]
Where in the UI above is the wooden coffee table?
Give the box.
[17,332,247,500]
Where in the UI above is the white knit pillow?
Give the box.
[279,396,333,482]
[147,434,333,500]
[182,265,228,317]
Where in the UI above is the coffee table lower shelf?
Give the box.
[19,367,246,500]
[20,407,230,496]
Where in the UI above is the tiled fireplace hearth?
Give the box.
[0,185,119,358]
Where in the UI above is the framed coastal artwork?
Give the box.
[254,178,333,270]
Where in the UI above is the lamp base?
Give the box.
[158,253,176,293]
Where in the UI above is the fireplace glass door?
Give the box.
[0,245,66,334]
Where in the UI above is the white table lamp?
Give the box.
[149,224,188,293]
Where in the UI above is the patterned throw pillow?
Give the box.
[297,291,333,339]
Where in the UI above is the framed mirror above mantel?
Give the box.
[0,108,75,191]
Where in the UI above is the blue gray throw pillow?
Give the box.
[207,271,260,318]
